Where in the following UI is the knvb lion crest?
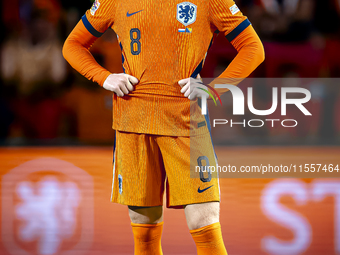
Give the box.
[177,2,197,26]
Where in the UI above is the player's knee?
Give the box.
[188,212,219,230]
[185,202,220,230]
[128,206,163,224]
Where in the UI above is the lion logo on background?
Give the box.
[176,2,197,26]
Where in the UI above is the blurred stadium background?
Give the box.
[1,0,340,254]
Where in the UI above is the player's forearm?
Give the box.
[219,25,265,80]
[62,21,111,86]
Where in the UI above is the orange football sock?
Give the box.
[190,222,228,255]
[131,222,163,255]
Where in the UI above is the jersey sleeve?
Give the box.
[209,0,251,42]
[82,0,116,38]
[62,21,111,86]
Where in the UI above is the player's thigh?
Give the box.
[156,132,220,208]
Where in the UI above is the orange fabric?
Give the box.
[131,222,163,255]
[220,25,265,79]
[83,0,247,96]
[62,21,111,86]
[111,130,220,208]
[210,0,247,36]
[81,0,249,136]
[190,222,228,255]
[63,0,263,136]
[210,25,265,96]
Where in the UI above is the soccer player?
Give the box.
[63,0,264,254]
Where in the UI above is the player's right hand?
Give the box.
[103,73,139,97]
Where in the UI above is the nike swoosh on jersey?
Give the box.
[127,10,143,17]
[197,185,214,193]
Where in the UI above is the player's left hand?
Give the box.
[178,77,209,100]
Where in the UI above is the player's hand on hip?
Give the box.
[103,73,139,97]
[178,77,209,100]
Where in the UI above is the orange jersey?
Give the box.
[82,0,250,136]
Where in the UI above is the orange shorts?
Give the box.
[110,130,220,208]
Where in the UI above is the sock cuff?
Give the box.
[190,222,221,236]
[190,222,227,254]
[131,221,164,228]
[131,222,164,245]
